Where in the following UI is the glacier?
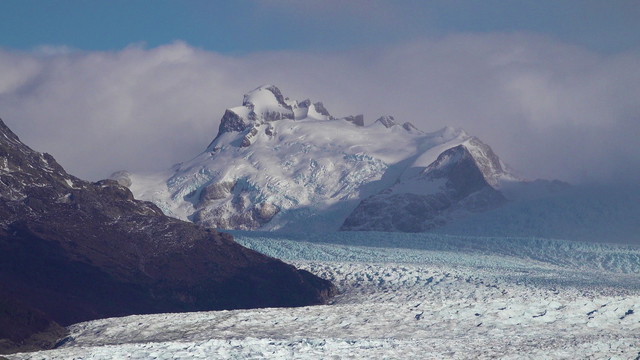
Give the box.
[10,231,640,359]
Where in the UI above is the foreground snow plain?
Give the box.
[11,232,640,359]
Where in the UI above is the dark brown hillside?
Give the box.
[0,118,335,354]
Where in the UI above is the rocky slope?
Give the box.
[0,296,68,355]
[341,137,509,232]
[0,118,335,354]
[124,85,516,232]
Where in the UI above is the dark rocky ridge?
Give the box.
[313,102,331,116]
[0,119,336,354]
[402,122,419,132]
[0,296,68,355]
[375,115,397,128]
[343,114,364,127]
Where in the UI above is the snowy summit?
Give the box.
[122,85,518,232]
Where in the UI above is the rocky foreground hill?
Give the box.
[0,118,335,354]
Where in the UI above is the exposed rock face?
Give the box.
[200,181,235,202]
[298,99,312,108]
[341,143,506,232]
[241,126,259,147]
[462,137,507,187]
[217,109,251,135]
[0,118,336,353]
[342,192,451,232]
[313,102,331,116]
[262,109,294,122]
[375,115,396,128]
[402,122,419,132]
[344,114,364,127]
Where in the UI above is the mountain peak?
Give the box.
[242,85,290,110]
[241,85,294,121]
[133,87,519,233]
[0,118,20,143]
[209,86,333,149]
[0,118,74,196]
[374,115,397,128]
[460,136,514,187]
[0,119,17,138]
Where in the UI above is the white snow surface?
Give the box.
[12,232,640,359]
[126,85,514,232]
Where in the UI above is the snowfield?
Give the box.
[10,232,640,359]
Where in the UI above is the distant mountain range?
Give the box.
[120,85,640,243]
[0,118,335,354]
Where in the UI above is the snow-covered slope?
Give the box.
[124,85,515,232]
[341,137,514,232]
[11,232,640,359]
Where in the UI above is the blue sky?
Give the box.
[0,1,639,183]
[1,0,639,54]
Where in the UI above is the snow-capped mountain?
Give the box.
[123,85,517,232]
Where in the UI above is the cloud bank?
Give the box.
[0,34,639,184]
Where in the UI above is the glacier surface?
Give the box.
[9,232,640,359]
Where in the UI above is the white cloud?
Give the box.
[0,34,638,184]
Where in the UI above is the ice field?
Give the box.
[10,231,640,359]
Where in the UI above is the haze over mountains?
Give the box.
[2,36,639,186]
[120,86,640,243]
